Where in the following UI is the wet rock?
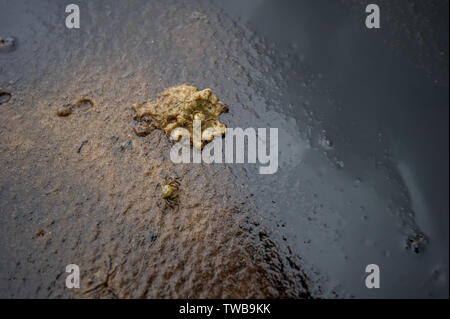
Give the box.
[132,84,228,149]
[0,91,12,105]
[0,36,16,52]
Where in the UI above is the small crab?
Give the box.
[159,176,180,209]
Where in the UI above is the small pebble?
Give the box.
[57,106,72,117]
[0,36,16,52]
[35,229,45,237]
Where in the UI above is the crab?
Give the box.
[159,176,180,209]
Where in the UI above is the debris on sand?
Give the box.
[35,229,45,237]
[77,140,89,153]
[56,106,73,117]
[0,36,16,52]
[119,139,132,152]
[56,98,94,117]
[149,231,159,243]
[406,233,428,254]
[132,84,228,149]
[190,11,208,22]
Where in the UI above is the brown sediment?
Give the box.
[75,158,312,298]
[0,89,311,298]
[0,2,312,299]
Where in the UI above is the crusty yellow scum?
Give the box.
[132,84,228,149]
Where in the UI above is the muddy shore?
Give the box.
[0,0,448,298]
[0,0,314,298]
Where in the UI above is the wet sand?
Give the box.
[0,0,312,298]
[0,0,448,298]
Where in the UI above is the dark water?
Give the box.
[0,0,448,298]
[216,0,449,298]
